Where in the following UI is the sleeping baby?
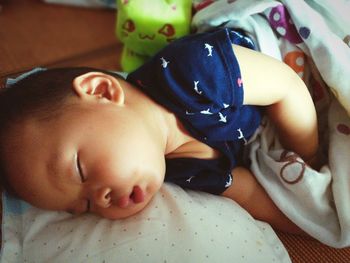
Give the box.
[0,28,318,235]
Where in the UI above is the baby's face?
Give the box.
[4,94,165,219]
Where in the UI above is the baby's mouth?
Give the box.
[130,185,145,203]
[117,186,145,208]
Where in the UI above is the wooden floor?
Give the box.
[0,0,122,84]
[277,231,350,263]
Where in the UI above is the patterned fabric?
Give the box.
[191,0,350,248]
[127,28,262,194]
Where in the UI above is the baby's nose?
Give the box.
[92,187,112,208]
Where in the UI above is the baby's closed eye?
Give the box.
[76,153,87,182]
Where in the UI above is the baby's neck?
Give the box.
[162,110,220,160]
[162,111,191,155]
[125,82,219,160]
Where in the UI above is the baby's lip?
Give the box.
[116,186,145,208]
[130,185,145,203]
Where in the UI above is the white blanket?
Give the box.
[192,0,350,248]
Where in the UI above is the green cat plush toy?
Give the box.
[116,0,192,72]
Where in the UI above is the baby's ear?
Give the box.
[73,72,124,105]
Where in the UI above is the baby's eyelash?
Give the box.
[76,154,86,182]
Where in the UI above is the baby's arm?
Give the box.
[233,44,318,162]
[223,167,305,235]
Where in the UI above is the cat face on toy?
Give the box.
[121,19,176,43]
[116,0,191,56]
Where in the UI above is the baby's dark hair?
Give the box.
[0,67,124,194]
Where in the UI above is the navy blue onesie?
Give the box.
[127,28,262,195]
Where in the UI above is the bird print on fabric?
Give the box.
[204,43,214,56]
[225,174,233,188]
[194,80,202,94]
[237,128,247,144]
[160,57,170,68]
[218,112,227,123]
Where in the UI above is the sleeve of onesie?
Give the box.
[127,28,261,143]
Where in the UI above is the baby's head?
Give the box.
[0,67,166,219]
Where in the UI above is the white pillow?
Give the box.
[1,183,291,263]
